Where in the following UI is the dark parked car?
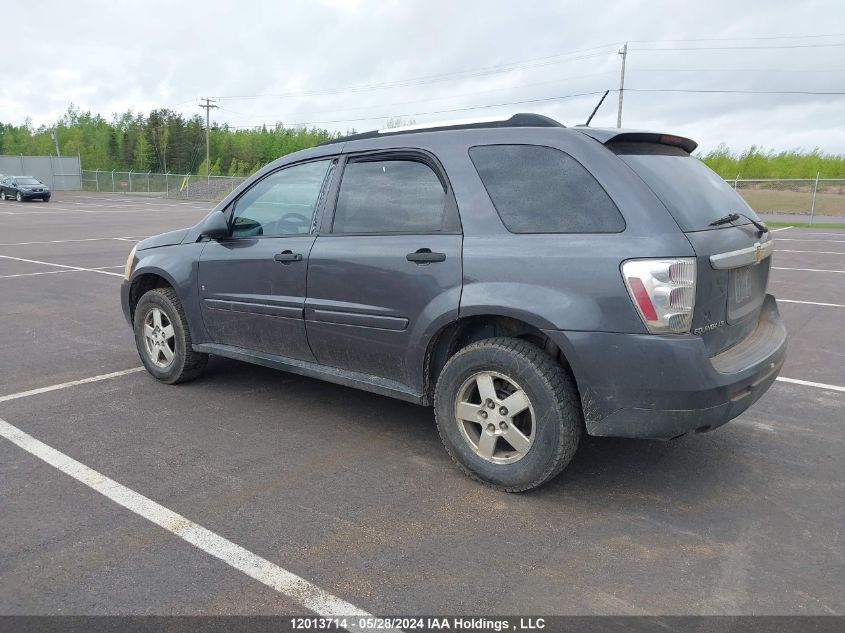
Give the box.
[0,176,51,201]
[121,113,786,491]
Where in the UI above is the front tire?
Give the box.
[0,191,6,201]
[43,196,50,202]
[133,287,207,384]
[434,337,582,492]
[16,192,23,202]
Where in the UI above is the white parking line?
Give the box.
[776,238,845,244]
[0,266,123,279]
[776,249,845,255]
[0,368,144,403]
[0,368,379,627]
[0,255,124,277]
[799,231,845,236]
[770,226,793,232]
[772,266,845,274]
[778,299,845,308]
[0,236,145,247]
[0,417,376,624]
[776,377,845,393]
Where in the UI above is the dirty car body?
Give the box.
[121,113,786,490]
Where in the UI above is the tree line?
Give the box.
[0,105,341,176]
[1,105,843,178]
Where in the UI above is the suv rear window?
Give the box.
[611,142,762,232]
[332,159,450,234]
[469,144,625,234]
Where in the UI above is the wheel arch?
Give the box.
[128,269,178,323]
[421,313,580,405]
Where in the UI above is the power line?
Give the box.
[215,48,618,101]
[220,86,845,130]
[217,71,617,122]
[631,67,845,73]
[625,88,845,94]
[223,90,609,129]
[630,42,845,51]
[628,32,845,43]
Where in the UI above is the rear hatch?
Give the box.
[608,139,772,356]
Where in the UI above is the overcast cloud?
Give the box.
[3,0,844,152]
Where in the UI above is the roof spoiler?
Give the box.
[574,127,698,153]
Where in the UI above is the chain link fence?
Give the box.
[81,169,845,220]
[1,155,82,190]
[731,178,845,221]
[82,170,247,201]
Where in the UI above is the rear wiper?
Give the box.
[709,213,740,226]
[709,212,769,236]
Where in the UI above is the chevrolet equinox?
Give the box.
[121,113,787,491]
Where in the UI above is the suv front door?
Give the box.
[198,158,335,361]
[305,152,463,393]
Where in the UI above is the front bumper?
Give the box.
[545,294,787,440]
[20,190,50,199]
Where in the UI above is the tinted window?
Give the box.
[611,142,761,232]
[469,144,625,234]
[231,160,331,238]
[17,177,40,185]
[332,159,448,234]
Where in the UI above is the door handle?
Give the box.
[274,250,303,264]
[406,249,446,264]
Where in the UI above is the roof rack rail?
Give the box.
[318,113,564,146]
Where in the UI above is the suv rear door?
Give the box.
[305,151,463,392]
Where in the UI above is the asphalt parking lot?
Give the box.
[0,192,842,617]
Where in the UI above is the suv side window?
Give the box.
[230,159,332,238]
[469,144,625,234]
[331,158,451,234]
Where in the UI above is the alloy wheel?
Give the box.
[454,370,535,464]
[143,307,176,368]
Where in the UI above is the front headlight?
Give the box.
[124,245,137,280]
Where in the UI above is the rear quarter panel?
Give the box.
[440,127,694,333]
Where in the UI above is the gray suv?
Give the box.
[121,113,787,491]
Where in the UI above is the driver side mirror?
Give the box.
[199,212,229,239]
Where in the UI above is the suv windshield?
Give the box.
[17,177,41,185]
[611,142,760,232]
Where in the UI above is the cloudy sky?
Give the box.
[4,0,844,152]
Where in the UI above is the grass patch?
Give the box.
[766,221,845,229]
[738,189,845,215]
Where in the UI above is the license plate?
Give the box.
[733,267,751,304]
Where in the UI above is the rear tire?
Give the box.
[133,287,208,384]
[16,192,23,202]
[0,191,6,201]
[434,337,582,492]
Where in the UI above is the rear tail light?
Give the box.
[622,258,696,334]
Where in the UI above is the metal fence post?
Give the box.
[810,171,820,226]
[95,168,100,192]
[129,171,133,193]
[165,172,169,198]
[111,170,115,192]
[733,173,739,190]
[147,171,151,193]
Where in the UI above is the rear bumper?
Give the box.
[544,294,787,440]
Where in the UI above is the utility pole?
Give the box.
[51,127,62,160]
[616,42,628,128]
[199,97,218,189]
